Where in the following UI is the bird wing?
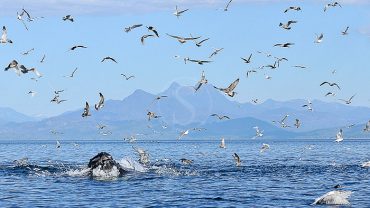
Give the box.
[320,81,329,86]
[227,78,240,91]
[166,33,183,39]
[184,36,201,40]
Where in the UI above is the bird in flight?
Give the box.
[40,55,46,63]
[232,153,241,166]
[62,15,74,22]
[314,33,324,43]
[284,6,301,13]
[252,126,264,139]
[274,42,294,48]
[140,34,155,45]
[324,2,341,12]
[339,94,356,105]
[294,119,301,128]
[193,37,210,47]
[219,138,226,148]
[241,54,252,64]
[341,26,349,35]
[194,71,208,92]
[81,102,91,117]
[260,143,270,153]
[0,26,13,44]
[124,24,142,33]
[320,81,340,90]
[147,111,161,121]
[224,0,233,11]
[363,120,370,132]
[279,20,298,30]
[69,45,87,51]
[210,114,230,120]
[209,48,224,58]
[64,67,78,78]
[94,93,105,110]
[213,78,240,97]
[273,114,290,128]
[146,26,159,37]
[335,128,343,142]
[178,129,189,140]
[246,70,257,78]
[121,74,135,80]
[101,56,117,63]
[166,33,201,44]
[173,5,189,18]
[184,58,212,65]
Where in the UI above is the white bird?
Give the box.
[253,126,264,138]
[194,71,208,92]
[0,26,13,44]
[81,102,91,117]
[124,24,142,33]
[324,2,342,12]
[62,15,74,22]
[313,190,351,205]
[213,78,239,97]
[361,161,370,168]
[339,94,356,105]
[363,120,370,132]
[273,114,290,128]
[132,146,150,165]
[209,48,224,58]
[173,5,189,18]
[279,20,297,30]
[166,33,200,44]
[95,93,104,110]
[178,129,189,140]
[314,33,324,43]
[341,26,349,35]
[56,140,61,148]
[335,129,343,142]
[210,114,230,120]
[284,6,301,13]
[28,91,37,97]
[260,143,270,153]
[232,153,241,166]
[64,67,78,78]
[219,138,226,148]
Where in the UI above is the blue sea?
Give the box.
[1,139,370,207]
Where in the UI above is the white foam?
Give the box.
[118,157,147,172]
[361,161,370,168]
[66,167,91,177]
[91,165,121,179]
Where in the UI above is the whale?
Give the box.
[88,152,126,177]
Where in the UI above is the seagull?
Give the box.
[341,26,349,35]
[194,70,208,92]
[264,61,277,69]
[147,111,161,121]
[219,138,226,148]
[363,120,370,132]
[124,24,143,33]
[69,45,87,51]
[64,67,78,78]
[325,92,336,97]
[320,81,341,90]
[335,129,343,142]
[166,33,200,44]
[180,158,193,165]
[252,98,259,104]
[178,129,189,140]
[292,65,307,69]
[209,48,224,58]
[101,56,117,63]
[146,26,159,37]
[121,74,135,80]
[56,140,61,148]
[21,48,34,56]
[273,114,290,128]
[232,153,241,167]
[313,190,351,205]
[193,37,210,47]
[279,20,298,30]
[132,146,150,165]
[184,58,212,65]
[224,0,233,11]
[324,2,342,12]
[213,78,239,97]
[241,53,252,64]
[28,91,37,97]
[264,74,272,80]
[4,60,19,74]
[284,6,301,13]
[50,95,66,104]
[260,143,270,153]
[81,102,91,117]
[339,94,356,105]
[314,33,324,43]
[94,93,104,110]
[0,26,13,44]
[246,70,257,78]
[140,34,155,45]
[173,5,189,18]
[97,123,107,130]
[253,126,264,138]
[294,119,301,128]
[274,42,294,48]
[210,114,230,120]
[17,10,29,30]
[302,100,313,111]
[40,54,46,63]
[62,15,74,22]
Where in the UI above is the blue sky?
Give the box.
[0,0,369,117]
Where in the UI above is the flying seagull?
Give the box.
[140,34,155,45]
[0,26,13,44]
[210,114,230,120]
[219,138,226,148]
[147,111,161,121]
[241,53,252,64]
[292,65,307,69]
[194,70,208,92]
[121,74,135,80]
[260,143,270,153]
[166,33,200,44]
[62,15,74,22]
[69,45,87,51]
[294,119,301,128]
[314,33,324,43]
[193,37,210,47]
[279,20,298,30]
[40,54,46,63]
[324,2,342,12]
[146,26,159,37]
[273,114,290,128]
[81,102,91,117]
[339,94,356,105]
[325,92,336,97]
[341,26,349,35]
[17,10,29,30]
[184,58,212,65]
[213,78,239,97]
[335,129,343,142]
[178,129,189,140]
[224,0,233,11]
[363,120,370,132]
[101,56,117,63]
[64,67,78,78]
[124,24,142,33]
[94,93,104,110]
[209,48,224,58]
[246,70,257,78]
[232,153,241,166]
[173,5,189,18]
[132,146,150,165]
[284,6,301,13]
[320,81,341,90]
[274,42,294,48]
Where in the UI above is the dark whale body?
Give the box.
[88,152,126,176]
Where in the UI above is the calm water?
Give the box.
[1,139,370,207]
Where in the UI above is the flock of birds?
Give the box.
[2,1,370,206]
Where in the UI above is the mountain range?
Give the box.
[0,82,369,140]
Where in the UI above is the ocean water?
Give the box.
[1,139,370,207]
